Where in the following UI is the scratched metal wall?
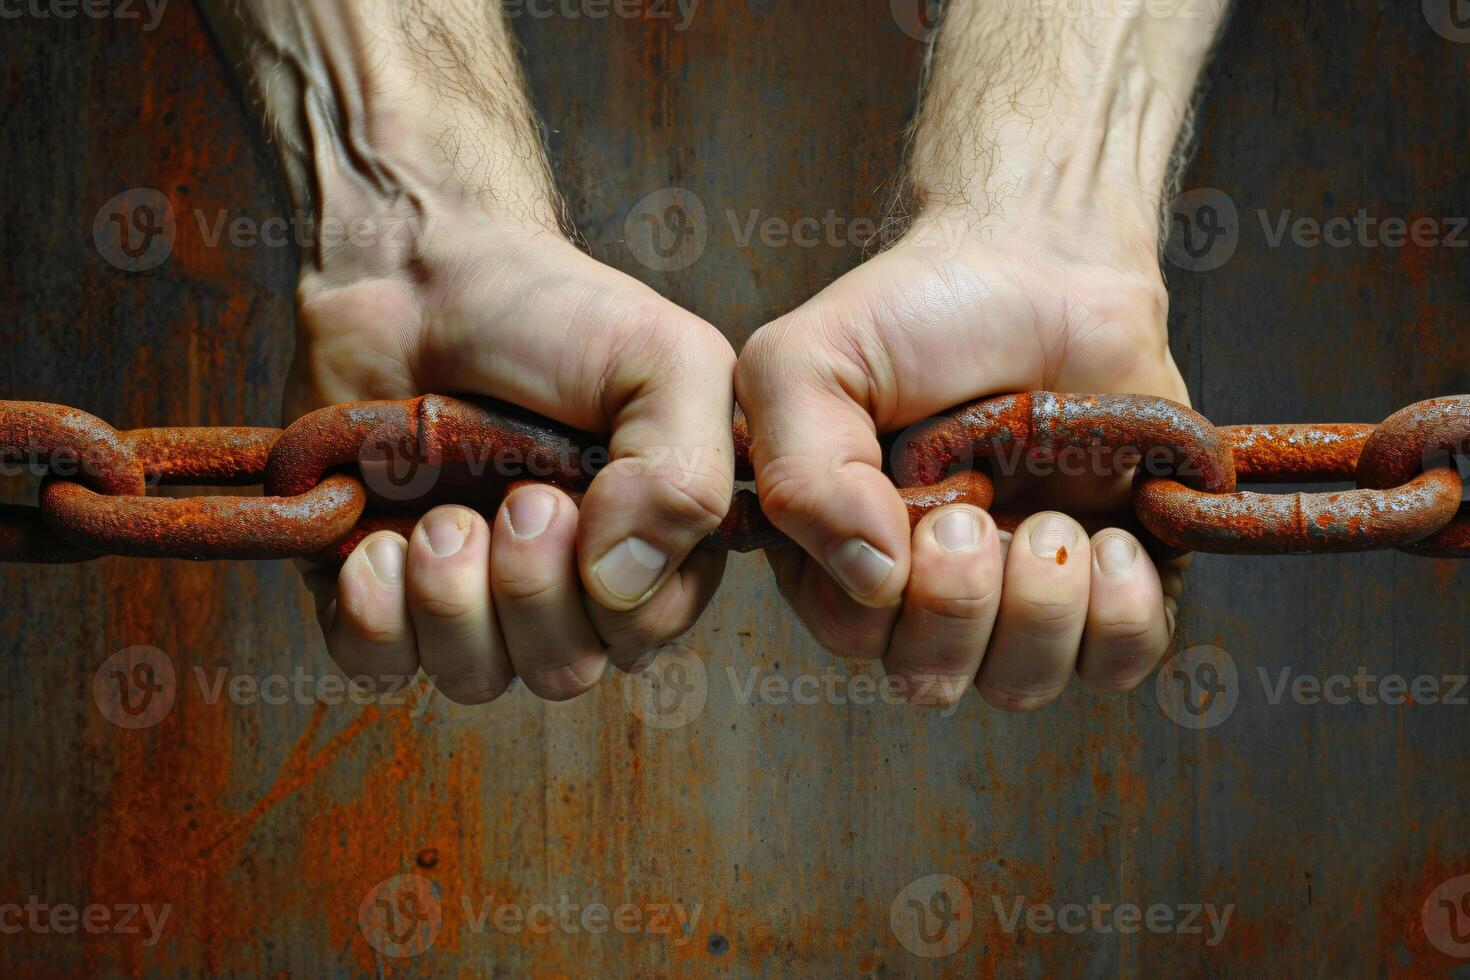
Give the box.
[1,1,1467,976]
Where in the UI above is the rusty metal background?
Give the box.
[1,1,1468,975]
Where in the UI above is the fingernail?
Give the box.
[1095,535,1138,579]
[934,510,981,553]
[827,538,895,598]
[1027,513,1077,561]
[505,489,556,540]
[593,537,668,602]
[422,508,470,557]
[365,536,404,586]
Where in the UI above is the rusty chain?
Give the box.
[0,392,1466,565]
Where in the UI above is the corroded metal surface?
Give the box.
[0,1,1467,977]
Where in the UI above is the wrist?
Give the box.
[207,0,564,273]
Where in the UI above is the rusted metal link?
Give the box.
[1221,423,1374,482]
[122,427,278,484]
[1135,468,1465,554]
[42,474,367,560]
[891,391,1237,493]
[4,393,1469,563]
[264,395,596,498]
[1355,396,1470,557]
[0,401,145,494]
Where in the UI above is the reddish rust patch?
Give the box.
[1055,545,1068,565]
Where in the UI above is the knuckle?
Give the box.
[433,672,513,706]
[1006,596,1086,641]
[649,467,731,534]
[978,675,1066,713]
[891,671,972,708]
[590,584,695,653]
[407,581,484,624]
[910,584,1000,623]
[521,659,604,702]
[339,595,404,648]
[492,566,562,605]
[756,464,825,530]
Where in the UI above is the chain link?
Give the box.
[1,392,1466,564]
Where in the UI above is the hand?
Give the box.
[734,0,1220,710]
[294,215,735,705]
[200,0,735,704]
[737,213,1187,710]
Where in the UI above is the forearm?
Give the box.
[908,0,1228,244]
[197,0,561,254]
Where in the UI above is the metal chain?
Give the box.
[1,392,1466,564]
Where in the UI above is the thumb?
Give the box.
[575,314,737,611]
[735,319,911,608]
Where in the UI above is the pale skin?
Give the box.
[200,0,1224,708]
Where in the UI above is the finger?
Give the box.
[410,239,736,614]
[576,317,736,611]
[976,512,1090,712]
[490,484,608,701]
[1076,530,1171,694]
[325,532,419,693]
[736,318,910,608]
[404,506,514,705]
[884,505,1003,708]
[585,547,728,671]
[766,548,901,660]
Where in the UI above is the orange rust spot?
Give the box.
[1055,545,1068,565]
